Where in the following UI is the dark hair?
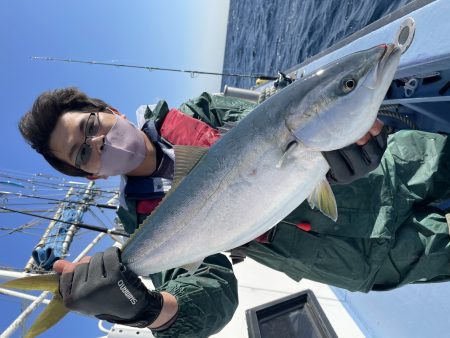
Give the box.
[19,87,109,177]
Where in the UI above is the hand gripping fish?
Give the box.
[2,42,402,337]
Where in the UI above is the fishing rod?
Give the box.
[32,56,279,80]
[0,206,130,237]
[0,191,117,210]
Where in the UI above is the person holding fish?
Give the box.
[13,45,450,338]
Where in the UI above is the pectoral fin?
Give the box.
[277,141,298,168]
[1,273,69,338]
[180,259,204,275]
[173,146,208,187]
[307,178,338,221]
[218,121,237,136]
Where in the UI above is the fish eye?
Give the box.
[341,77,357,94]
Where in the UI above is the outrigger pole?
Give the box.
[31,56,278,80]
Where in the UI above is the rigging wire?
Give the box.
[0,170,118,193]
[4,210,54,235]
[87,209,114,234]
[0,191,117,210]
[0,174,118,196]
[0,206,129,237]
[9,209,55,213]
[95,203,116,229]
[0,227,92,239]
[0,202,62,206]
[1,190,115,202]
[0,230,48,238]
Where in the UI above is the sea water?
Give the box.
[221,0,414,89]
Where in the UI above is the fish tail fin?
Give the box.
[1,273,59,292]
[2,273,69,338]
[25,294,69,338]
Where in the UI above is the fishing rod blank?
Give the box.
[32,56,278,80]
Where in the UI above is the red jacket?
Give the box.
[136,109,220,215]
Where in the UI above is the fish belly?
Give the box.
[123,139,329,275]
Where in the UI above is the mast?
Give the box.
[24,181,96,272]
[23,187,73,272]
[0,231,108,338]
[0,172,120,337]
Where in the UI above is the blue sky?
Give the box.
[0,1,230,337]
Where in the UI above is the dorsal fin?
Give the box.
[218,121,237,136]
[173,145,208,187]
[122,145,208,251]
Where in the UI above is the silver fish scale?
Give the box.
[122,44,402,275]
[122,107,329,274]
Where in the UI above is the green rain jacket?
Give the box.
[120,92,450,337]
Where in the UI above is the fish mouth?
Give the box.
[364,43,401,89]
[376,43,401,82]
[378,43,401,72]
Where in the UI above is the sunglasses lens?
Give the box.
[75,113,100,169]
[75,144,92,168]
[86,113,100,136]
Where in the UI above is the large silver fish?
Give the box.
[2,43,401,337]
[122,42,402,275]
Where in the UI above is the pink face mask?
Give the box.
[96,115,146,176]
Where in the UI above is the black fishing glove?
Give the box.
[59,246,163,328]
[322,127,388,185]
